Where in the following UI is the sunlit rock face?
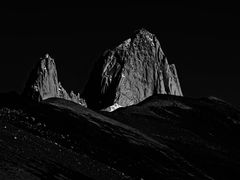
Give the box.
[23,54,87,107]
[83,29,182,111]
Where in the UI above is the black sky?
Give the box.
[0,4,239,106]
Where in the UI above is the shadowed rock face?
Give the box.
[23,54,87,107]
[23,54,60,101]
[83,29,183,111]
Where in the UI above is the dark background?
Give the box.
[0,4,239,106]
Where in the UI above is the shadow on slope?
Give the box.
[1,92,240,179]
[101,94,240,179]
[0,93,130,180]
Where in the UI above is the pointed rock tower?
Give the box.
[83,29,182,111]
[23,54,87,107]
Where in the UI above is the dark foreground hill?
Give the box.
[1,92,240,179]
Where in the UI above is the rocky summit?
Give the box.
[83,29,183,111]
[23,54,87,107]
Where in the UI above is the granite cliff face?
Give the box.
[23,29,182,111]
[23,54,87,107]
[83,29,183,111]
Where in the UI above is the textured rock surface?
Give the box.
[83,29,182,111]
[23,54,87,107]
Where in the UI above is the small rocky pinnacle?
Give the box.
[82,28,183,111]
[23,54,87,107]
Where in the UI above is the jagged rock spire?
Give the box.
[23,54,60,101]
[82,28,183,111]
[23,54,87,107]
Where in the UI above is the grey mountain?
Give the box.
[23,54,87,107]
[83,29,182,111]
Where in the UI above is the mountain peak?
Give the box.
[134,28,158,42]
[23,29,182,111]
[82,28,182,111]
[23,53,59,101]
[135,28,153,36]
[23,54,87,107]
[40,53,54,66]
[44,53,50,59]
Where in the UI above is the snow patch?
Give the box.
[109,103,122,112]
